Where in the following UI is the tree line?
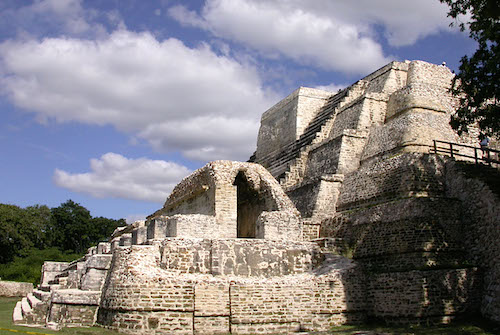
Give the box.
[0,200,126,283]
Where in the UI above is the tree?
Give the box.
[89,216,126,244]
[0,204,31,263]
[0,204,52,263]
[50,200,126,254]
[50,200,92,254]
[440,0,500,136]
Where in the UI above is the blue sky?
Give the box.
[0,0,476,222]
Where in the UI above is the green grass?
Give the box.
[1,297,498,334]
[328,318,500,335]
[0,297,120,335]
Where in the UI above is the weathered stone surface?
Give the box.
[51,289,100,305]
[0,281,33,297]
[13,60,500,333]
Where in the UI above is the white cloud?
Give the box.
[169,0,390,74]
[0,0,116,39]
[314,83,345,93]
[53,153,191,203]
[169,0,458,73]
[305,0,457,47]
[0,30,276,161]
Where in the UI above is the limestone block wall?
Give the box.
[305,136,343,179]
[444,161,500,322]
[367,268,481,323]
[256,87,331,160]
[159,239,317,277]
[255,211,302,240]
[40,262,69,288]
[80,254,112,290]
[363,61,408,95]
[323,197,466,272]
[147,161,301,241]
[48,289,101,326]
[98,244,366,334]
[167,214,218,238]
[318,152,484,322]
[336,153,446,211]
[0,281,33,297]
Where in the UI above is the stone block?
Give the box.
[194,283,229,316]
[51,289,100,305]
[0,280,33,297]
[194,316,229,334]
[132,226,147,244]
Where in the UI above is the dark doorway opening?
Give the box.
[234,171,265,238]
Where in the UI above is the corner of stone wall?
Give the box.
[444,160,500,322]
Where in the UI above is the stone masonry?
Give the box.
[14,60,499,333]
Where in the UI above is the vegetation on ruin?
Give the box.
[440,0,500,137]
[0,200,126,284]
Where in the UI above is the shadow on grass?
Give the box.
[329,316,500,335]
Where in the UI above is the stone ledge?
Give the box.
[51,289,100,305]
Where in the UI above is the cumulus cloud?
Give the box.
[169,0,390,74]
[304,0,456,47]
[169,0,458,73]
[53,153,191,203]
[0,0,117,39]
[0,30,276,161]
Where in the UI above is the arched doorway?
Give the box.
[233,171,265,238]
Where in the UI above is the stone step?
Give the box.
[27,293,42,309]
[33,289,51,302]
[12,301,23,323]
[21,297,32,316]
[38,285,52,292]
[48,278,60,285]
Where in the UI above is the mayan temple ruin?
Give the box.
[12,60,500,334]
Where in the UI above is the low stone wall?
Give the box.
[99,243,366,334]
[0,280,33,297]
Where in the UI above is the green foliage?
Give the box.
[0,200,126,280]
[50,200,92,254]
[440,0,500,136]
[0,247,81,284]
[0,204,51,264]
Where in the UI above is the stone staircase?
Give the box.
[255,89,347,179]
[13,243,112,328]
[279,80,369,189]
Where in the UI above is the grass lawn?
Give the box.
[328,318,500,335]
[1,297,498,334]
[0,297,120,335]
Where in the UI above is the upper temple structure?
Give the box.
[13,60,500,334]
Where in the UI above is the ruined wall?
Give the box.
[367,268,480,324]
[319,152,482,321]
[99,243,366,334]
[0,281,32,297]
[256,87,331,160]
[445,161,500,322]
[159,238,316,276]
